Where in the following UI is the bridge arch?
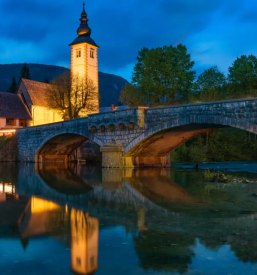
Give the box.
[123,113,257,167]
[35,130,103,163]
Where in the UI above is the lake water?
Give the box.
[0,162,257,275]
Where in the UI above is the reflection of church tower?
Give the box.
[70,3,99,115]
[71,209,99,275]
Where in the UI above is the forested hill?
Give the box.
[0,64,129,107]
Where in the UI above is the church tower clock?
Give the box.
[70,3,99,114]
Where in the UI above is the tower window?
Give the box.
[90,50,95,58]
[76,257,81,267]
[76,49,81,58]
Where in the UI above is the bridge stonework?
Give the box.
[17,98,257,167]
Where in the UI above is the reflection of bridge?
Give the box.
[17,98,257,167]
[16,165,164,213]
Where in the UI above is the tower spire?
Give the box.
[77,2,91,36]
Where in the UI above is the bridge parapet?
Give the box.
[145,98,257,132]
[88,107,147,131]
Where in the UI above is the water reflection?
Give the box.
[18,196,99,274]
[71,209,99,274]
[0,163,257,274]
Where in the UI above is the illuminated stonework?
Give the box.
[70,3,100,115]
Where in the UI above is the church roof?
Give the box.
[0,92,32,120]
[69,35,99,47]
[22,79,51,108]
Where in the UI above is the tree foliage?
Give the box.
[120,44,196,107]
[45,72,98,119]
[20,63,31,80]
[228,55,257,97]
[193,66,227,102]
[119,84,143,107]
[171,128,257,162]
[7,76,17,93]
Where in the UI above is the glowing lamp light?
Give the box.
[4,184,13,194]
[0,129,17,136]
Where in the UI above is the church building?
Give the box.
[16,3,100,126]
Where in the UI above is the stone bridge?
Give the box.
[17,98,257,167]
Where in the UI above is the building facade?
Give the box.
[17,79,63,126]
[0,92,32,135]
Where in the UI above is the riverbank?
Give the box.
[172,161,257,174]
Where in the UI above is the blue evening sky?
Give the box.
[0,0,257,81]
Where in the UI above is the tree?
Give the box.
[194,66,227,102]
[45,72,98,119]
[133,231,195,274]
[228,54,257,97]
[120,84,143,107]
[120,44,196,107]
[7,76,17,93]
[20,63,31,80]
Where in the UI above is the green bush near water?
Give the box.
[171,128,257,162]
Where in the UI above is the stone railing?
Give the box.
[145,98,257,128]
[88,107,147,130]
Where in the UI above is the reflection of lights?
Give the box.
[4,185,13,194]
[31,197,61,213]
[71,209,99,274]
[0,182,15,194]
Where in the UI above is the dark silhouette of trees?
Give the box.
[6,76,17,93]
[20,63,31,80]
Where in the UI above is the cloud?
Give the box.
[0,0,256,80]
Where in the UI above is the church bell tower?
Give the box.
[70,3,99,114]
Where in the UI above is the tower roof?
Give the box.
[70,3,99,47]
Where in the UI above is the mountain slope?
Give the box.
[0,64,129,107]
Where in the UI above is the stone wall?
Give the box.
[0,136,18,162]
[145,98,257,132]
